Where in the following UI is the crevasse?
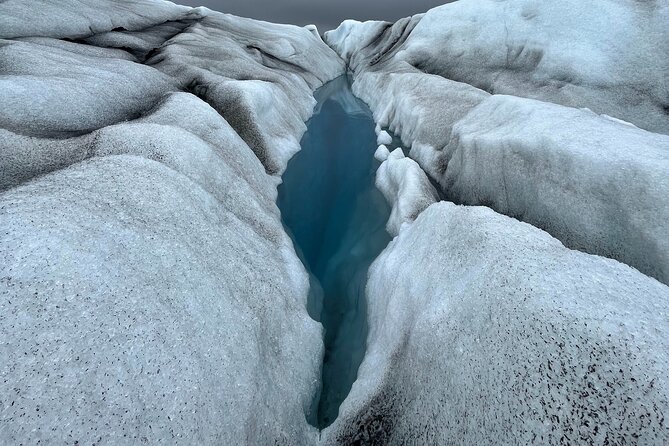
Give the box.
[277,75,391,429]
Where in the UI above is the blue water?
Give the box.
[277,76,391,429]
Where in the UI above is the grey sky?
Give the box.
[175,0,452,31]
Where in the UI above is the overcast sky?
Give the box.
[176,0,451,31]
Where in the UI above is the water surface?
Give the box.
[277,75,391,428]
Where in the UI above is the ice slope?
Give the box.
[149,12,344,174]
[1,3,344,176]
[324,202,669,445]
[442,95,669,284]
[0,0,195,39]
[325,1,669,284]
[374,147,438,236]
[326,0,669,134]
[0,0,344,443]
[323,5,669,441]
[0,38,179,138]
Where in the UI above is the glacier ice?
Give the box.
[325,3,669,285]
[324,202,669,445]
[0,0,196,39]
[2,0,669,443]
[148,12,344,174]
[0,38,178,137]
[441,94,669,283]
[0,1,344,443]
[1,153,320,443]
[376,130,392,146]
[375,148,438,236]
[326,0,669,134]
[322,1,669,443]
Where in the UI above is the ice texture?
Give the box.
[0,0,195,39]
[376,130,392,146]
[0,38,178,138]
[149,12,345,174]
[441,95,669,284]
[326,0,669,134]
[324,202,669,445]
[321,2,669,442]
[324,2,669,284]
[1,3,345,176]
[375,148,438,236]
[0,0,344,443]
[3,0,669,443]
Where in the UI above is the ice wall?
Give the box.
[323,1,669,443]
[324,1,669,285]
[0,0,345,443]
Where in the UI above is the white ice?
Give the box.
[0,1,345,443]
[325,202,669,444]
[375,148,438,236]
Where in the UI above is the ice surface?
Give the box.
[374,145,390,162]
[376,130,392,146]
[0,38,178,137]
[150,12,345,173]
[324,202,669,444]
[81,19,200,61]
[325,0,669,134]
[0,0,344,443]
[323,7,669,441]
[441,94,669,283]
[1,2,345,175]
[0,0,196,39]
[0,152,321,443]
[3,0,669,442]
[278,76,391,428]
[325,3,669,284]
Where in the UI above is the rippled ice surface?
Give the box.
[277,76,391,428]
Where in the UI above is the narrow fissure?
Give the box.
[277,75,391,429]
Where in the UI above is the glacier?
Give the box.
[324,1,669,285]
[324,202,669,444]
[0,1,344,443]
[323,1,669,444]
[1,0,669,444]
